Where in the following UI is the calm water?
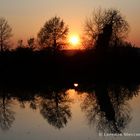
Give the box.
[0,84,140,140]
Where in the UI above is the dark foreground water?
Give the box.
[0,83,140,140]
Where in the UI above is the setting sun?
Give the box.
[69,35,80,46]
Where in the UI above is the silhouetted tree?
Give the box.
[17,39,24,48]
[38,16,69,51]
[0,17,12,51]
[83,8,129,49]
[27,37,35,49]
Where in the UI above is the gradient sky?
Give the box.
[0,0,140,47]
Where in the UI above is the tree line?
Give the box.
[0,8,135,52]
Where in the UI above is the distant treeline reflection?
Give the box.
[0,82,139,133]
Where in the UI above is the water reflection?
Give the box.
[13,88,72,129]
[40,89,72,129]
[0,83,139,135]
[0,92,15,131]
[81,84,139,134]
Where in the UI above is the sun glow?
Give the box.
[69,35,80,46]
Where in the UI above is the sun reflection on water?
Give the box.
[74,83,78,87]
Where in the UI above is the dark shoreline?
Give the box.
[0,47,140,89]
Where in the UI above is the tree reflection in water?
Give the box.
[0,88,72,130]
[0,83,139,132]
[81,84,139,134]
[0,93,15,131]
[40,89,72,129]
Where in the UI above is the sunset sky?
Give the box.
[0,0,140,47]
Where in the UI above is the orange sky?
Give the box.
[0,0,140,47]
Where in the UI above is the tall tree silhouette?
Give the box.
[0,17,12,52]
[83,8,129,49]
[38,16,69,50]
